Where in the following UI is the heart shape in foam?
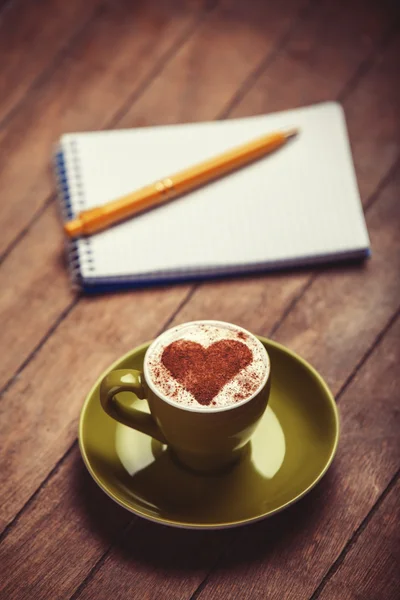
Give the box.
[161,339,252,405]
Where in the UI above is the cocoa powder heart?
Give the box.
[161,339,252,405]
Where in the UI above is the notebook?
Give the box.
[55,102,370,292]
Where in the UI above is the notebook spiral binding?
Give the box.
[54,140,93,288]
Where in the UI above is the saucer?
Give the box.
[79,337,339,529]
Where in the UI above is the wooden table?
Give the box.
[1,0,399,598]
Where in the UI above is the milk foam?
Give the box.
[145,321,269,410]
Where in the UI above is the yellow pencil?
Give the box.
[64,128,298,238]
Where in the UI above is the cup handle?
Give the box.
[100,369,167,444]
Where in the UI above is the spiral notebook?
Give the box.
[55,102,370,292]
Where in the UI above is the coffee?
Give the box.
[145,321,269,409]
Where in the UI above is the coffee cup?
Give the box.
[100,320,271,473]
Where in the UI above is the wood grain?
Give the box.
[228,0,400,118]
[342,32,400,201]
[0,0,204,257]
[0,0,100,125]
[0,448,133,600]
[316,476,400,600]
[118,0,309,128]
[0,205,74,391]
[0,0,10,13]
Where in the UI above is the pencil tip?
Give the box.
[285,128,299,139]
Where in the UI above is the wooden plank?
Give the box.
[0,0,100,125]
[316,477,400,600]
[118,0,309,127]
[228,0,400,116]
[342,34,400,201]
[0,447,133,600]
[1,260,399,600]
[0,204,74,391]
[0,0,205,257]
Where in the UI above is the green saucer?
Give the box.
[79,337,339,529]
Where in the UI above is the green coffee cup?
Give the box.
[100,321,271,473]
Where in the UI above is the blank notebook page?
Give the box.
[59,102,370,287]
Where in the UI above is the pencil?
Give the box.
[64,128,298,238]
